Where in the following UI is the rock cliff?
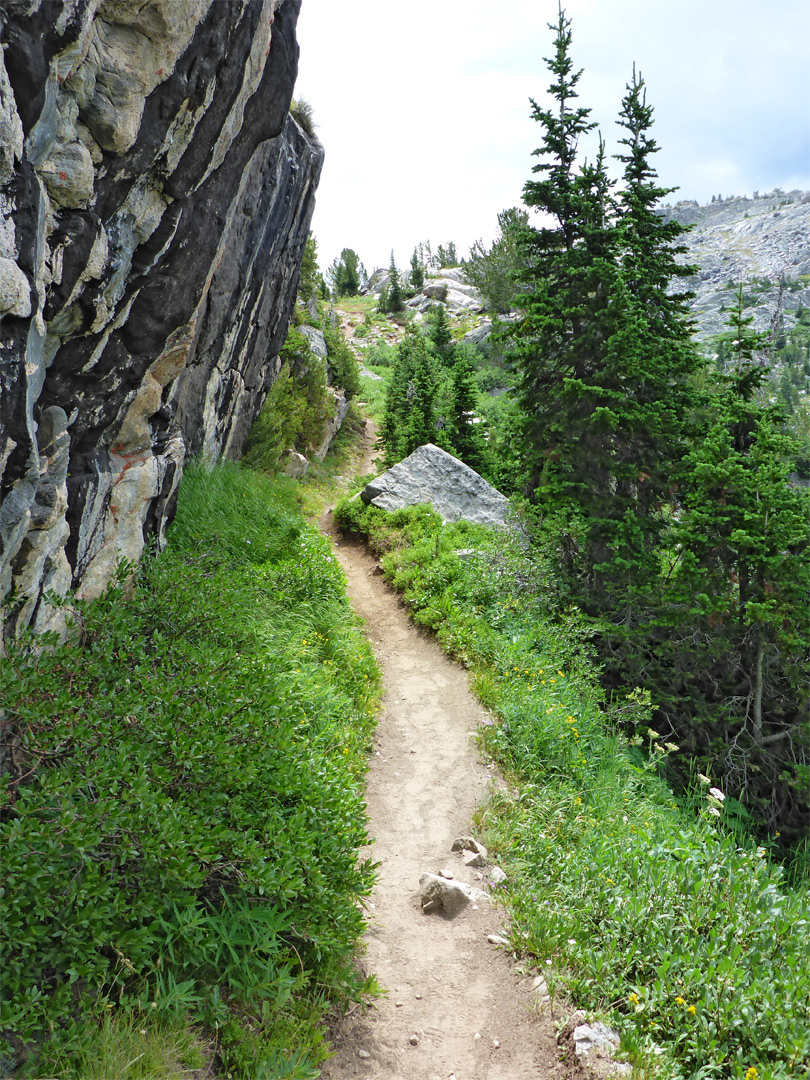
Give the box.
[0,0,322,636]
[659,190,810,337]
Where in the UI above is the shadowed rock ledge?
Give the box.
[0,0,322,636]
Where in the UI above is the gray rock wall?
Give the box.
[0,0,323,637]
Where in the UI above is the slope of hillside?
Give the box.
[660,189,810,337]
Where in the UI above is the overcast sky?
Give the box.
[294,0,810,277]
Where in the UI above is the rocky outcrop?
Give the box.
[659,190,810,337]
[0,0,322,636]
[407,267,483,313]
[366,265,484,314]
[360,443,512,529]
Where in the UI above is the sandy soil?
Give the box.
[317,425,584,1080]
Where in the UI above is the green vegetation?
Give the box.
[327,248,367,298]
[332,497,810,1079]
[243,328,333,474]
[289,99,315,139]
[466,207,528,313]
[298,234,327,304]
[1,463,380,1078]
[487,8,809,846]
[377,251,404,314]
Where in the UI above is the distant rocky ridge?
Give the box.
[0,0,322,636]
[366,266,484,314]
[659,190,810,338]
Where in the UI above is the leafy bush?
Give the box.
[1,462,379,1076]
[321,321,360,398]
[359,342,397,367]
[243,328,333,473]
[336,502,810,1079]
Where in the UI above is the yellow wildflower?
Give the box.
[687,1005,696,1015]
[745,1069,758,1080]
[628,992,639,1004]
[674,996,685,1005]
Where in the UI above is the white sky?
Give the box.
[294,0,810,276]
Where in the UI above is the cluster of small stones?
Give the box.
[417,835,628,1076]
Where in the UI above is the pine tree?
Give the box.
[426,303,454,363]
[387,251,404,313]
[466,207,528,313]
[503,6,619,576]
[505,17,704,611]
[298,233,320,304]
[661,405,810,838]
[379,343,411,464]
[447,349,489,474]
[327,248,366,297]
[410,248,425,291]
[379,329,438,464]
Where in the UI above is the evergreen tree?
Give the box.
[720,285,770,401]
[379,342,412,464]
[298,233,321,304]
[403,334,438,451]
[426,303,455,363]
[327,248,367,297]
[466,207,528,313]
[660,407,810,839]
[379,329,438,464]
[410,248,425,290]
[505,17,703,611]
[387,251,404,313]
[614,67,696,337]
[609,291,810,841]
[447,349,489,474]
[503,6,618,580]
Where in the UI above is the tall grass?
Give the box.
[334,495,810,1080]
[1,462,380,1079]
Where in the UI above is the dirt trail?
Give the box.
[317,425,575,1080]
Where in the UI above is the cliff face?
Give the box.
[0,0,322,637]
[659,190,810,337]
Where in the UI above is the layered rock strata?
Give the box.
[0,0,322,636]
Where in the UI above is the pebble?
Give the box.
[395,1001,403,1008]
[493,1038,501,1048]
[487,933,510,946]
[358,1049,370,1059]
[415,992,422,999]
[438,868,454,880]
[409,1033,420,1045]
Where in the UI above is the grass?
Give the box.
[354,365,390,423]
[333,496,810,1080]
[41,1012,210,1080]
[333,295,377,317]
[1,461,382,1079]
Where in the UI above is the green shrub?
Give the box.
[1,462,379,1076]
[337,504,810,1079]
[243,329,332,473]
